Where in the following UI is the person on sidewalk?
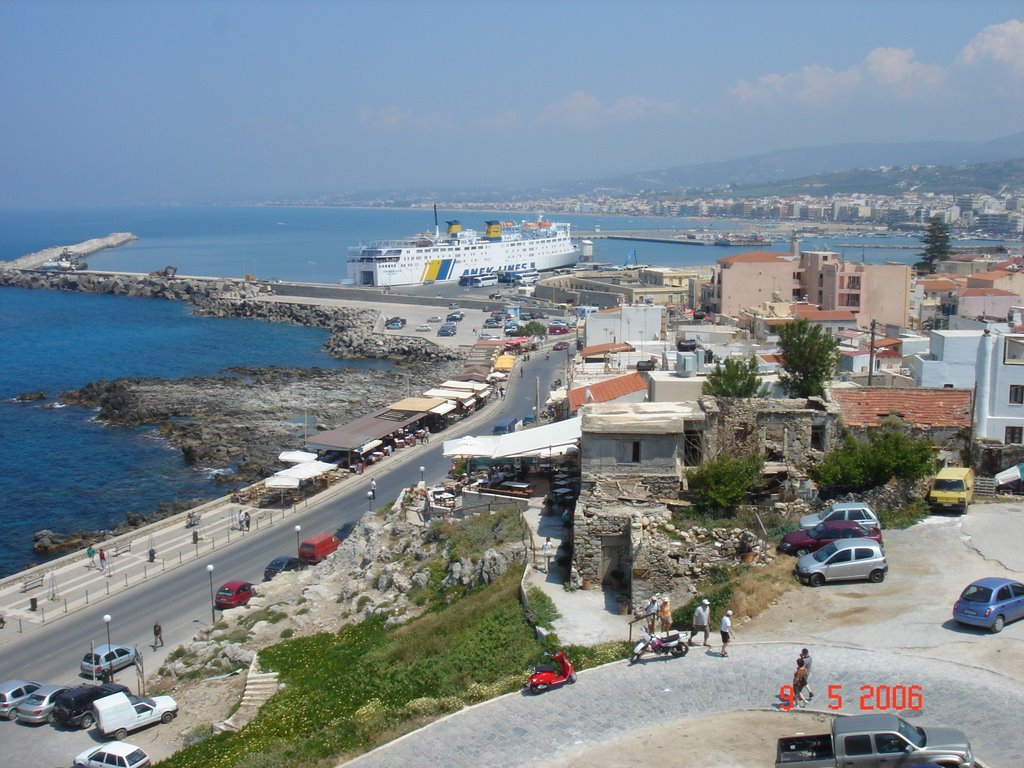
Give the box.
[659,596,673,633]
[644,596,658,634]
[98,548,108,575]
[370,478,377,500]
[244,510,251,531]
[720,609,734,657]
[86,545,96,569]
[153,620,163,648]
[799,648,815,700]
[690,599,712,646]
[237,509,245,531]
[541,537,553,573]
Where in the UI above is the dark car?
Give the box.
[263,556,304,581]
[385,316,406,327]
[215,580,256,610]
[437,325,456,337]
[953,577,1024,633]
[483,318,502,329]
[52,682,130,729]
[552,341,570,351]
[547,324,570,335]
[446,311,464,322]
[779,520,883,557]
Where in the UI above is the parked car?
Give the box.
[415,324,431,332]
[53,683,130,729]
[0,679,41,720]
[952,577,1024,633]
[384,320,404,330]
[799,501,879,531]
[437,325,456,337]
[483,318,502,328]
[263,556,304,581]
[794,539,887,587]
[73,741,151,768]
[479,332,499,340]
[80,645,139,679]
[552,341,570,351]
[426,315,442,323]
[14,683,70,724]
[504,326,522,337]
[93,691,178,740]
[779,521,883,557]
[446,311,464,322]
[215,580,256,610]
[385,316,406,327]
[298,531,341,564]
[547,324,570,335]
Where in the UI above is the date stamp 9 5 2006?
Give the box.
[779,684,924,712]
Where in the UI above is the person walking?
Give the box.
[659,596,673,633]
[720,609,734,657]
[644,596,658,634]
[86,545,96,569]
[244,511,251,532]
[98,547,108,576]
[690,599,712,647]
[793,657,810,707]
[153,620,163,648]
[541,537,553,573]
[370,478,377,500]
[799,648,815,700]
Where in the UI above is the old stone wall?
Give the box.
[702,396,839,465]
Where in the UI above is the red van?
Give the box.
[298,532,341,564]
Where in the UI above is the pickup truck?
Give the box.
[776,714,973,768]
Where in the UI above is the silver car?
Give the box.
[0,679,42,720]
[14,683,70,724]
[795,539,887,587]
[799,501,879,531]
[80,644,138,678]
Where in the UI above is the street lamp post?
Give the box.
[367,490,374,512]
[294,524,302,551]
[419,466,425,485]
[206,564,216,624]
[102,614,113,682]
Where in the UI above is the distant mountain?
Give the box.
[560,132,1024,195]
[727,157,1024,197]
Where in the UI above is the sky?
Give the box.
[1,0,1023,207]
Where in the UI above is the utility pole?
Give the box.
[867,320,877,386]
[535,376,541,425]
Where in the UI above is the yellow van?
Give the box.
[929,467,975,514]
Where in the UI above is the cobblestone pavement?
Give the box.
[343,643,1022,768]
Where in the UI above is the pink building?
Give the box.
[956,287,1019,320]
[706,250,800,317]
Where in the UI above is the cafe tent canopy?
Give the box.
[494,354,517,372]
[440,380,489,392]
[305,409,424,452]
[279,450,318,464]
[275,460,336,480]
[265,476,301,489]
[442,417,581,459]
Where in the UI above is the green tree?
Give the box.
[916,216,952,274]
[685,453,765,516]
[702,356,765,397]
[521,320,548,337]
[777,318,841,398]
[811,426,935,493]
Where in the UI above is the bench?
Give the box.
[111,539,134,557]
[21,572,45,592]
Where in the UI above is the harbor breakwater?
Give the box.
[0,268,462,362]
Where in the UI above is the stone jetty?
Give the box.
[4,232,138,269]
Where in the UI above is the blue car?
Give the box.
[952,577,1024,633]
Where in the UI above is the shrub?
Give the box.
[686,453,765,515]
[812,426,934,494]
[525,586,560,629]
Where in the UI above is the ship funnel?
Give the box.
[446,220,461,236]
[484,220,502,241]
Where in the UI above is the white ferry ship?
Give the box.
[347,217,578,287]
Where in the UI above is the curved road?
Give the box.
[0,348,565,767]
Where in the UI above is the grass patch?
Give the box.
[280,628,294,639]
[239,608,289,630]
[674,556,797,628]
[525,586,559,629]
[156,573,547,768]
[877,499,929,529]
[427,506,526,561]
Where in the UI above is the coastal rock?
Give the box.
[14,391,47,402]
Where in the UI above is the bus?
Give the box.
[470,274,498,287]
[512,270,540,285]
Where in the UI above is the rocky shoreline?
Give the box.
[1,267,469,553]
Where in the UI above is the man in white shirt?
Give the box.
[720,609,734,657]
[691,599,712,647]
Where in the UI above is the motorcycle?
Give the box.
[630,628,690,664]
[527,650,577,693]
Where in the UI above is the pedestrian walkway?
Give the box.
[343,642,1021,767]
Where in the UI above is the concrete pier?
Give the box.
[4,232,138,270]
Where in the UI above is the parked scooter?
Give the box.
[527,650,577,693]
[630,628,690,664]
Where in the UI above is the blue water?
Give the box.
[0,205,1016,577]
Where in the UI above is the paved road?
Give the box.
[344,643,1023,768]
[0,348,562,768]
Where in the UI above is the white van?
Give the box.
[93,692,178,740]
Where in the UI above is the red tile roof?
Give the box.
[918,279,959,292]
[579,342,635,357]
[569,372,648,413]
[830,388,972,430]
[718,249,790,265]
[968,272,1002,283]
[960,287,1017,297]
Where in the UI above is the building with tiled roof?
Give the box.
[956,287,1019,320]
[830,387,972,436]
[579,342,635,358]
[567,372,648,414]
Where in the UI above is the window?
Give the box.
[829,549,853,564]
[1011,385,1024,405]
[875,734,906,754]
[996,586,1012,601]
[1006,426,1024,445]
[843,735,873,756]
[811,425,826,451]
[616,440,641,464]
[1004,337,1024,364]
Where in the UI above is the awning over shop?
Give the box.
[279,450,318,464]
[265,476,301,489]
[441,380,489,392]
[422,388,477,404]
[494,354,517,372]
[275,460,336,480]
[390,396,447,412]
[429,402,457,416]
[442,417,581,459]
[305,410,424,452]
[358,439,383,454]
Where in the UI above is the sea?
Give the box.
[0,206,1016,577]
